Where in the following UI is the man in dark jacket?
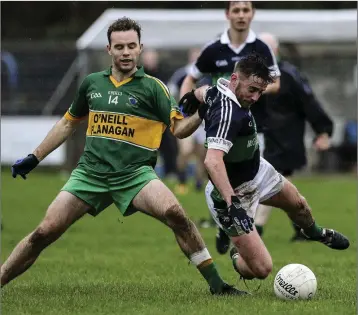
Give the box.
[254,33,333,240]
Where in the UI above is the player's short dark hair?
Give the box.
[225,1,255,12]
[107,17,142,45]
[234,53,275,84]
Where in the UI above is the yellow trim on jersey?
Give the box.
[87,110,165,150]
[109,76,133,88]
[144,75,170,99]
[170,109,184,133]
[64,110,87,122]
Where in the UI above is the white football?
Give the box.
[274,264,317,301]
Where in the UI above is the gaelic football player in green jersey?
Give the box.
[2,17,246,296]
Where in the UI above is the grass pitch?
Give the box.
[1,170,356,315]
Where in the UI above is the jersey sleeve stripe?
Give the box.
[216,95,233,139]
[216,94,225,137]
[221,97,230,138]
[145,75,170,99]
[64,110,87,121]
[223,99,233,139]
[155,77,170,96]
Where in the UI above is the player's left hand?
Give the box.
[11,154,39,180]
[313,133,330,151]
[228,196,253,234]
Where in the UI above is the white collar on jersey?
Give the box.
[220,28,256,44]
[217,78,241,108]
[220,29,257,54]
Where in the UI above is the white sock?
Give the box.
[190,248,211,266]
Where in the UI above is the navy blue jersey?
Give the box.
[190,29,280,132]
[204,80,260,188]
[189,30,280,83]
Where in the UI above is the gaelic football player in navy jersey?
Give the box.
[179,53,349,282]
[180,1,281,254]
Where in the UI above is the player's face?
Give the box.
[107,30,143,73]
[226,2,255,32]
[232,73,268,108]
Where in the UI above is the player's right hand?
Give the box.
[11,154,39,180]
[179,90,201,116]
[228,196,253,234]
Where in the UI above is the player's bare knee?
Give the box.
[29,227,51,248]
[29,223,61,248]
[252,259,273,279]
[165,204,191,232]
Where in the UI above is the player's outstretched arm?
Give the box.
[172,111,202,139]
[33,116,82,161]
[172,86,211,139]
[11,116,83,179]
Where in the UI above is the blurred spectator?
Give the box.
[254,32,334,239]
[141,48,164,79]
[167,48,202,99]
[1,51,19,112]
[167,48,209,195]
[141,49,178,179]
[338,120,357,173]
[1,51,19,91]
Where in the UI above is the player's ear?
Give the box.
[231,72,238,84]
[225,9,230,20]
[107,44,112,56]
[139,43,143,53]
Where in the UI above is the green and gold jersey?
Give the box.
[64,66,183,175]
